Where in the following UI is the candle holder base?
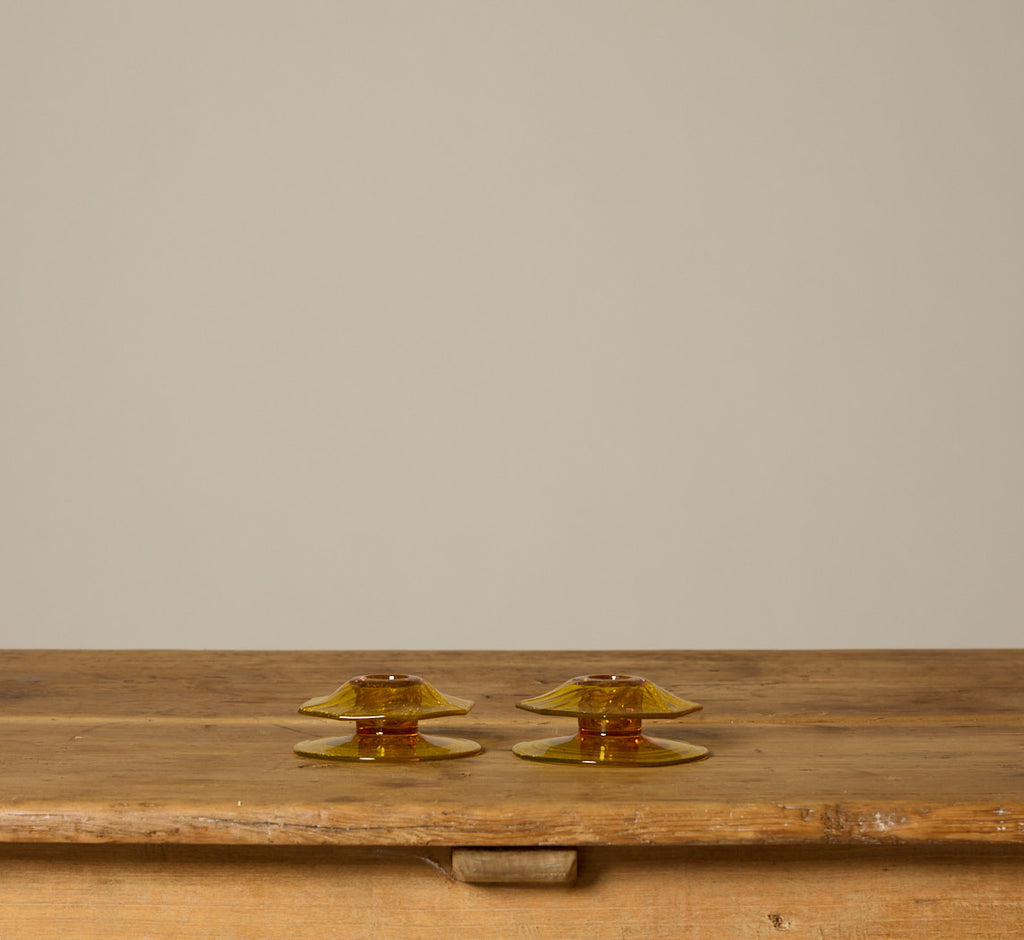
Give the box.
[512,732,707,766]
[294,732,481,762]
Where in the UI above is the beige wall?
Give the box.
[3,2,1022,649]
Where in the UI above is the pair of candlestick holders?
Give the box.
[293,672,708,766]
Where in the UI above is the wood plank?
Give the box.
[0,843,1021,939]
[0,719,1021,845]
[1,651,1021,848]
[1,649,1021,723]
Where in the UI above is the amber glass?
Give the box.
[513,674,708,766]
[293,674,481,762]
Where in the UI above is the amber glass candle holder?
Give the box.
[294,673,481,762]
[512,674,708,766]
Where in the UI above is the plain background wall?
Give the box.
[2,2,1022,649]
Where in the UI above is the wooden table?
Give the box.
[1,650,1022,938]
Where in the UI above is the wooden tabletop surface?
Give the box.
[1,650,1021,847]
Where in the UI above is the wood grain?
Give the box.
[1,649,1020,722]
[1,843,1021,939]
[0,651,1021,848]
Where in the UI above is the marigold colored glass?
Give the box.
[293,673,481,762]
[512,674,709,766]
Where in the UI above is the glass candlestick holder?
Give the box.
[294,673,481,762]
[512,674,708,766]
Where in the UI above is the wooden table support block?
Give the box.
[452,847,578,883]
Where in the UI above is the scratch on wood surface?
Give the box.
[64,724,106,744]
[820,804,852,841]
[414,852,453,881]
